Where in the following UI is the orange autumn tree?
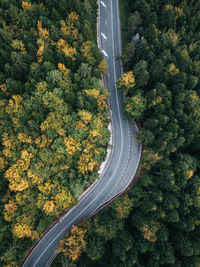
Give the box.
[56,220,90,261]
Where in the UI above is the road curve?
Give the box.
[21,1,142,266]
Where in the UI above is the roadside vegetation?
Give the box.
[55,0,200,266]
[0,0,110,265]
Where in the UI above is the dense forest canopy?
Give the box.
[52,0,200,266]
[0,0,110,265]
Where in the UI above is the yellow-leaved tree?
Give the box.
[5,151,34,192]
[12,223,38,240]
[64,136,81,156]
[57,38,76,59]
[117,71,136,95]
[37,181,74,216]
[56,221,90,261]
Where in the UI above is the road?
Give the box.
[21,0,142,266]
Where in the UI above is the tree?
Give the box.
[133,60,149,89]
[123,90,146,120]
[56,221,89,261]
[117,71,136,95]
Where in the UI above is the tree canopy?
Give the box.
[0,0,110,265]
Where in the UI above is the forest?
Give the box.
[0,0,110,266]
[52,0,200,266]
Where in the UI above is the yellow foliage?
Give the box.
[58,63,70,77]
[164,5,183,19]
[3,262,17,267]
[0,83,8,95]
[85,89,100,99]
[40,112,64,132]
[94,117,103,130]
[181,49,188,59]
[11,39,25,51]
[175,7,183,18]
[78,142,97,174]
[35,134,52,148]
[64,136,81,156]
[5,151,34,192]
[0,156,8,170]
[2,133,18,158]
[37,182,74,215]
[168,63,179,75]
[68,11,79,23]
[141,222,160,243]
[27,170,44,185]
[57,221,89,261]
[184,170,194,179]
[97,94,107,108]
[151,96,162,106]
[81,41,94,61]
[42,200,56,214]
[118,71,136,88]
[4,200,18,213]
[60,12,79,40]
[2,133,14,148]
[72,28,79,40]
[56,128,66,136]
[21,150,34,161]
[37,21,50,40]
[57,38,76,58]
[78,110,92,124]
[22,1,34,11]
[164,4,173,10]
[38,182,54,195]
[76,120,88,131]
[89,129,101,138]
[18,132,32,144]
[4,212,14,222]
[36,45,44,63]
[6,95,23,114]
[167,29,179,45]
[12,117,22,128]
[9,179,29,192]
[12,223,38,240]
[37,38,45,47]
[54,190,73,210]
[10,94,23,104]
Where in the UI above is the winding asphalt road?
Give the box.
[21,1,142,266]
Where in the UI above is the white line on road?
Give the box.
[102,49,108,57]
[101,0,106,8]
[101,32,107,40]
